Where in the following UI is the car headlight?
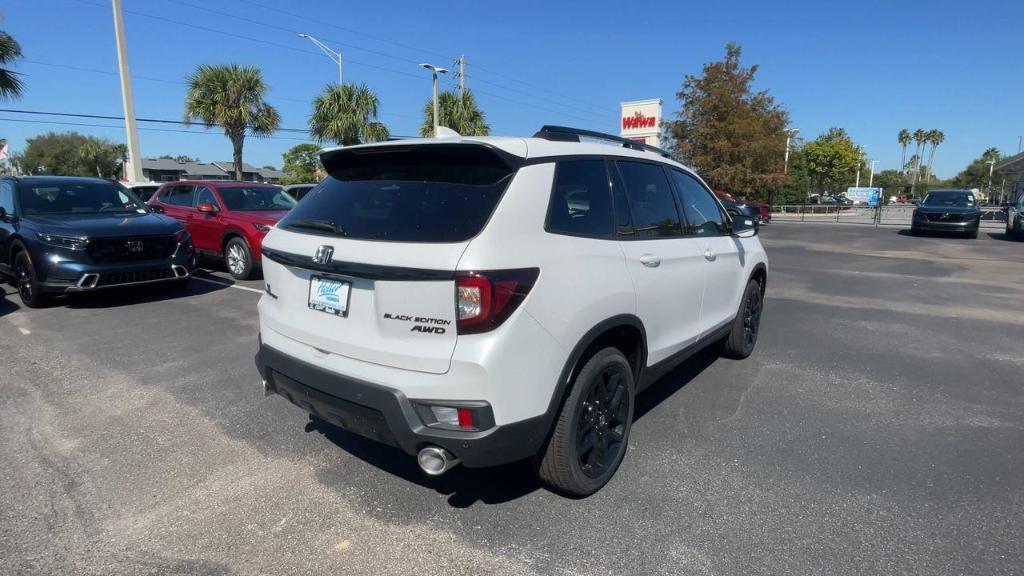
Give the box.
[253,223,272,232]
[36,232,89,251]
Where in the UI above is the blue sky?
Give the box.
[2,0,1022,178]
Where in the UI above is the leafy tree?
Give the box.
[910,128,927,193]
[419,88,490,137]
[664,42,790,199]
[801,127,863,194]
[184,64,280,180]
[280,143,321,184]
[156,154,200,163]
[17,131,125,177]
[309,83,388,146]
[0,29,23,101]
[871,170,907,202]
[949,147,1006,189]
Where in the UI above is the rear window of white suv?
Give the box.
[279,144,515,243]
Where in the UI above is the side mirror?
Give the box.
[731,216,758,238]
[197,202,218,214]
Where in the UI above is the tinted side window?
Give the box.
[0,180,14,214]
[670,170,727,236]
[163,185,195,207]
[195,186,218,208]
[615,161,682,238]
[546,160,614,238]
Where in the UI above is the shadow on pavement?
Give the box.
[309,345,723,507]
[0,287,19,318]
[987,232,1019,242]
[63,277,229,309]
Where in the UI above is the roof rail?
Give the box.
[533,125,673,159]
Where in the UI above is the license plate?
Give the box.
[308,276,350,316]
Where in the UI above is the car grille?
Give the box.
[87,235,177,262]
[925,213,966,222]
[96,268,175,287]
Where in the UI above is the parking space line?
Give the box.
[192,276,264,294]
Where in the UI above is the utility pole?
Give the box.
[987,159,996,203]
[112,0,143,182]
[784,128,799,174]
[456,55,465,96]
[420,63,448,137]
[869,160,879,187]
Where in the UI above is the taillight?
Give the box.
[455,268,539,335]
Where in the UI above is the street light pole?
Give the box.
[420,63,449,137]
[112,0,143,182]
[869,160,879,187]
[299,34,343,85]
[784,128,799,174]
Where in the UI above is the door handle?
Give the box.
[704,248,716,261]
[639,254,661,268]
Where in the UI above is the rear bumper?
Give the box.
[255,342,550,467]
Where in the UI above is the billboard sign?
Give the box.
[620,99,663,148]
[846,187,882,206]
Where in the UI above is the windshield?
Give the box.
[923,191,975,207]
[218,186,295,211]
[18,180,145,215]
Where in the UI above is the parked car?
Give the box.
[124,182,161,203]
[910,189,981,238]
[254,126,769,496]
[746,199,771,223]
[714,191,760,223]
[282,183,318,202]
[149,181,295,280]
[1005,192,1024,240]
[0,176,196,308]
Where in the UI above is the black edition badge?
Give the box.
[383,313,451,335]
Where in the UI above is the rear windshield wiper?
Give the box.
[285,219,347,236]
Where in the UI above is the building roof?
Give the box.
[140,159,284,180]
[994,151,1024,172]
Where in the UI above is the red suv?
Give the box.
[148,181,295,279]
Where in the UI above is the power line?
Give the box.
[17,60,421,120]
[0,117,311,141]
[468,62,614,116]
[0,108,311,133]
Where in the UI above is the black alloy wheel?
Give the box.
[537,347,635,497]
[722,279,764,359]
[576,365,630,480]
[14,252,51,308]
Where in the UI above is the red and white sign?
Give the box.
[620,99,662,148]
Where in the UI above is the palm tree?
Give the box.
[910,128,927,194]
[897,129,911,175]
[922,129,944,187]
[419,89,490,137]
[184,64,280,180]
[0,30,24,101]
[308,83,389,146]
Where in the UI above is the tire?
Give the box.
[967,229,978,240]
[224,237,254,280]
[1011,216,1022,240]
[537,347,635,497]
[722,279,764,360]
[909,225,919,236]
[13,251,53,308]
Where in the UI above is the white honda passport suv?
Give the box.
[255,126,768,496]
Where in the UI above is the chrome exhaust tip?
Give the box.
[261,378,274,397]
[172,265,189,278]
[76,273,100,289]
[417,446,460,476]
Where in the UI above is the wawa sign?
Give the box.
[620,99,663,148]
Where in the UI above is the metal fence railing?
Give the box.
[770,205,1007,228]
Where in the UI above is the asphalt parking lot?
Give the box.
[1,225,1022,575]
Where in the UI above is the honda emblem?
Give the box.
[313,245,334,265]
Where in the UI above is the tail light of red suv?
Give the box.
[455,268,539,335]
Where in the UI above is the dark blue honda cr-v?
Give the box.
[0,176,198,307]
